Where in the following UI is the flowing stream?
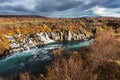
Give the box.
[0,40,93,76]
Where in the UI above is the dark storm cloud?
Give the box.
[35,0,83,12]
[80,1,99,11]
[0,0,12,3]
[0,5,29,12]
[0,0,119,17]
[101,0,120,8]
[56,1,83,11]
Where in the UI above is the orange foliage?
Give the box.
[0,17,118,55]
[42,24,51,32]
[0,42,9,55]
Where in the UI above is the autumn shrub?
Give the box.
[87,28,120,80]
[89,28,120,67]
[19,72,31,80]
[0,42,9,56]
[96,62,120,80]
[19,72,45,80]
[46,48,97,80]
[45,29,120,80]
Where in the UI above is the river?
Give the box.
[0,39,93,76]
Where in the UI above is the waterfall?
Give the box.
[37,32,55,44]
[6,31,91,55]
[60,32,63,40]
[68,31,72,40]
[44,32,55,43]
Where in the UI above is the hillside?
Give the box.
[0,16,120,56]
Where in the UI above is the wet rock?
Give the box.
[6,31,91,54]
[60,32,63,40]
[4,34,15,42]
[68,31,72,41]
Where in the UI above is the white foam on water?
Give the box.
[65,39,93,49]
[0,40,93,73]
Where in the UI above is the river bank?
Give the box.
[2,30,93,57]
[0,39,93,76]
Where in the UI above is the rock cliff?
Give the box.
[5,31,91,55]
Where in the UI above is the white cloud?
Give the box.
[0,0,35,10]
[0,0,119,17]
[14,0,35,10]
[92,6,120,17]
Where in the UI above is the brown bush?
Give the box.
[96,62,120,80]
[86,28,120,80]
[46,48,97,80]
[19,72,45,80]
[45,29,120,80]
[89,28,120,66]
[19,72,31,80]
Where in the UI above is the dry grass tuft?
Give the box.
[19,72,31,80]
[46,49,97,80]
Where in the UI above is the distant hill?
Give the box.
[0,15,46,18]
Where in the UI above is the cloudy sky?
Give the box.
[0,0,120,18]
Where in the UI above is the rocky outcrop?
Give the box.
[4,31,92,55]
[0,17,120,56]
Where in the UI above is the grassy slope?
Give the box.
[0,17,119,55]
